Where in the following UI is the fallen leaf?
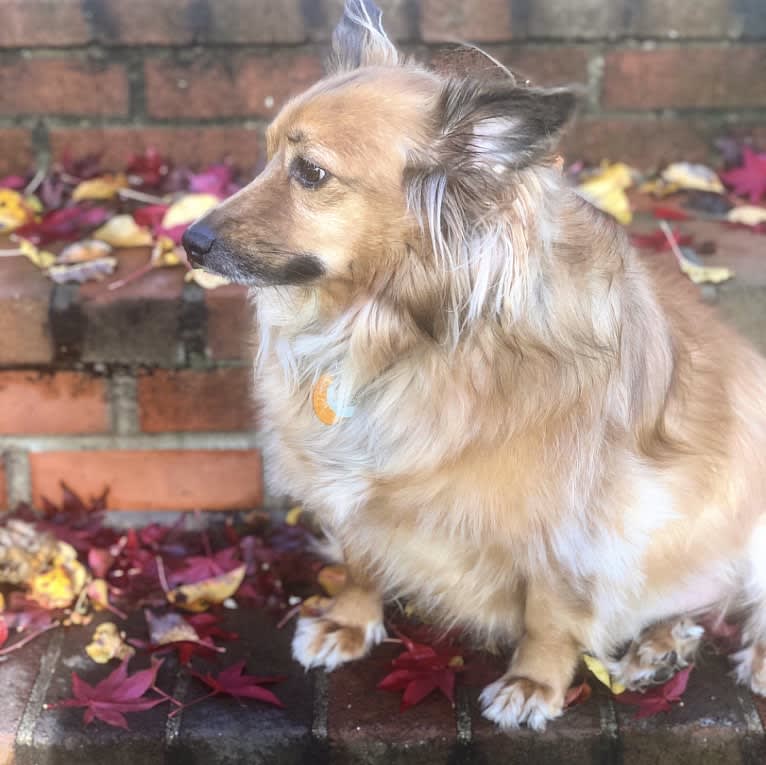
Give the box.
[727,205,766,226]
[93,215,153,248]
[285,507,303,526]
[189,165,237,198]
[651,204,690,221]
[28,543,88,609]
[49,657,168,729]
[583,654,626,695]
[630,228,693,252]
[57,239,113,264]
[0,616,7,649]
[14,206,111,245]
[86,622,135,664]
[614,665,693,719]
[16,237,57,269]
[48,258,117,284]
[72,174,128,202]
[564,680,592,708]
[0,189,34,232]
[677,250,733,285]
[185,269,232,289]
[577,162,634,225]
[161,193,219,229]
[126,148,171,189]
[378,633,464,711]
[190,660,285,708]
[166,564,246,612]
[661,162,724,194]
[721,147,766,203]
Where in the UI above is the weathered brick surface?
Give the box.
[93,0,306,45]
[0,632,53,765]
[78,249,185,365]
[171,610,315,763]
[0,256,53,366]
[0,371,108,435]
[138,367,254,433]
[205,285,252,361]
[420,0,513,43]
[603,47,766,110]
[30,449,263,510]
[0,58,129,117]
[0,0,91,47]
[49,127,260,174]
[327,643,457,763]
[519,0,625,39]
[145,53,323,120]
[431,45,589,86]
[562,117,713,169]
[627,0,741,38]
[0,129,34,176]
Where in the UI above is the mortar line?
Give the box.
[311,668,329,742]
[4,449,32,506]
[108,372,140,435]
[598,697,623,765]
[164,671,191,749]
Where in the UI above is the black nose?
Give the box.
[182,223,217,267]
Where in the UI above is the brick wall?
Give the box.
[0,0,765,176]
[0,245,263,513]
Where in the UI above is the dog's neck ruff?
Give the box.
[312,374,356,425]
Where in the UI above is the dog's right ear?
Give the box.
[329,0,399,72]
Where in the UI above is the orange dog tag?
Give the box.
[312,374,355,426]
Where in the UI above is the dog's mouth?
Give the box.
[182,224,325,287]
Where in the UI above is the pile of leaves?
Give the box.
[0,150,243,289]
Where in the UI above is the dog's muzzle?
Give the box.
[182,223,217,268]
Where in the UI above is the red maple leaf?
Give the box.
[377,634,465,711]
[614,665,693,719]
[168,545,241,587]
[49,658,169,729]
[630,228,692,252]
[0,617,8,650]
[721,147,766,203]
[189,660,285,708]
[651,204,691,221]
[15,206,111,245]
[564,680,593,708]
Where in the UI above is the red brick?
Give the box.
[0,58,128,117]
[562,116,713,170]
[0,253,53,366]
[205,285,251,360]
[0,0,91,47]
[0,371,108,435]
[95,0,306,45]
[0,456,6,510]
[138,367,254,433]
[49,127,260,174]
[145,52,323,120]
[0,128,34,175]
[521,0,623,39]
[431,45,589,86]
[420,0,512,42]
[603,47,766,110]
[628,0,737,38]
[30,449,263,511]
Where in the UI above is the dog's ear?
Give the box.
[436,80,578,172]
[330,0,399,72]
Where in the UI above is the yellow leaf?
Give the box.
[85,622,135,664]
[317,564,348,597]
[727,205,766,226]
[0,592,5,611]
[16,237,56,269]
[167,565,246,612]
[0,189,34,232]
[583,654,625,695]
[145,610,199,645]
[93,215,153,248]
[58,239,113,264]
[162,194,219,229]
[679,258,734,285]
[285,506,303,526]
[29,560,87,609]
[661,162,724,194]
[185,268,232,289]
[577,162,634,225]
[86,579,110,611]
[71,174,128,202]
[150,236,183,268]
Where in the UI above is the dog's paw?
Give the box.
[479,676,563,731]
[731,642,766,696]
[291,615,386,671]
[610,618,703,691]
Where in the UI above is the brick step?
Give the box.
[2,610,764,764]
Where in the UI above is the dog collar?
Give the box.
[312,374,356,425]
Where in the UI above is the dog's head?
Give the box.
[183,0,577,293]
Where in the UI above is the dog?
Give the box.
[183,0,766,730]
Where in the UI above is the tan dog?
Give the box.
[183,0,766,730]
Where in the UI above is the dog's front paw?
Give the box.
[731,642,766,696]
[292,615,386,671]
[479,676,563,731]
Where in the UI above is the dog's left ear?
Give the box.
[437,80,578,172]
[330,0,399,72]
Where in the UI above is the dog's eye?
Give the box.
[291,157,329,189]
